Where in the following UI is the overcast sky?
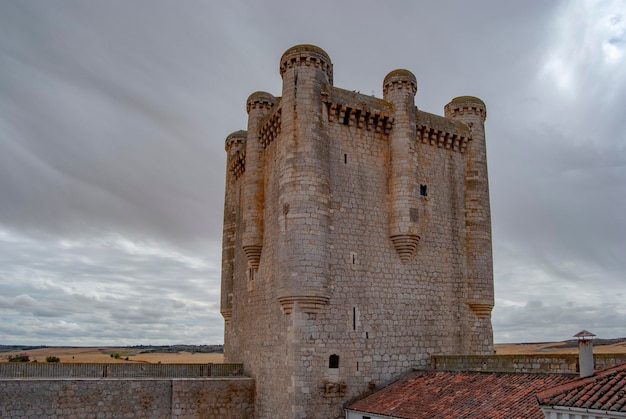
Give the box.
[1,1,624,346]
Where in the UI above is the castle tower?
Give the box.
[242,92,276,270]
[445,96,494,352]
[275,44,332,314]
[221,130,246,329]
[221,45,495,418]
[383,70,421,262]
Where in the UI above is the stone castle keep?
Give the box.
[221,44,494,418]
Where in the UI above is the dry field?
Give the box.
[0,347,224,364]
[494,340,626,355]
[2,341,625,364]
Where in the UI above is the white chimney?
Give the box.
[574,330,596,378]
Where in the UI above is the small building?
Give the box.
[536,363,626,419]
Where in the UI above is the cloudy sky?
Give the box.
[1,0,624,346]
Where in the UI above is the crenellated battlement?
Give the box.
[225,130,246,152]
[444,96,487,121]
[279,44,333,84]
[225,131,246,179]
[326,101,393,133]
[416,111,472,153]
[383,69,418,96]
[246,91,276,114]
[417,125,470,152]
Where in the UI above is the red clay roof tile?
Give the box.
[347,370,575,418]
[536,363,626,413]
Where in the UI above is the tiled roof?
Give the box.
[536,363,626,412]
[347,370,575,419]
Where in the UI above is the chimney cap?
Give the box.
[574,330,596,340]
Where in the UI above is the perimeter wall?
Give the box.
[0,377,254,418]
[431,353,626,373]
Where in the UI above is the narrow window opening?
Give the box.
[246,268,255,292]
[366,332,369,339]
[344,154,348,164]
[420,184,428,196]
[352,307,356,330]
[329,354,339,369]
[352,254,355,264]
[356,361,359,371]
[342,108,352,126]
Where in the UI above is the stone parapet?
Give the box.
[0,363,244,378]
[431,354,626,374]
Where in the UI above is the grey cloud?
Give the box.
[0,229,219,345]
[0,0,624,345]
[493,300,626,343]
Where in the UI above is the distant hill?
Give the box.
[0,345,48,353]
[130,344,223,354]
[551,337,626,349]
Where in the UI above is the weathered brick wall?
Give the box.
[0,377,254,418]
[431,354,626,374]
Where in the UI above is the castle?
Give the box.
[221,44,494,418]
[2,45,625,419]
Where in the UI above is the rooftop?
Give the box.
[347,370,575,419]
[536,363,626,413]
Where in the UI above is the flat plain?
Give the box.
[494,339,626,355]
[1,340,625,364]
[0,347,224,364]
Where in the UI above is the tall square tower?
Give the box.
[221,44,494,419]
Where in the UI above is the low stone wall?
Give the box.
[431,354,626,374]
[0,363,243,378]
[0,377,254,418]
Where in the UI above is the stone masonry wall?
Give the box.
[0,377,254,418]
[431,354,626,374]
[222,44,495,419]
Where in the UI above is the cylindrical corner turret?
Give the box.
[383,69,420,263]
[275,45,332,314]
[246,91,276,115]
[445,95,493,353]
[280,44,333,85]
[242,92,276,270]
[444,96,486,121]
[221,130,247,323]
[383,69,417,98]
[225,130,247,154]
